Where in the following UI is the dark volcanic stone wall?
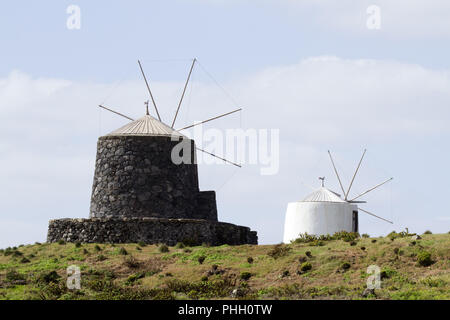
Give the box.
[90,135,216,220]
[47,218,258,246]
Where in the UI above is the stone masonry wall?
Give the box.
[90,135,217,221]
[47,218,258,246]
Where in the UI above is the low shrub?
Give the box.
[247,257,254,264]
[75,242,82,248]
[421,277,446,288]
[340,262,351,271]
[118,247,128,255]
[417,251,434,267]
[166,278,235,299]
[268,245,292,259]
[197,256,206,264]
[57,240,66,245]
[12,250,23,257]
[158,244,169,253]
[123,256,141,269]
[125,272,145,285]
[97,254,107,261]
[362,234,370,238]
[94,245,102,252]
[240,272,252,281]
[380,267,397,279]
[6,270,26,282]
[20,257,31,263]
[137,241,147,247]
[387,229,414,241]
[334,231,360,242]
[175,242,185,249]
[37,271,61,284]
[292,231,359,244]
[300,262,312,272]
[423,230,432,235]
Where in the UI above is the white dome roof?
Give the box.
[108,115,186,137]
[301,187,346,203]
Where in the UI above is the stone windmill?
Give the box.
[47,59,257,245]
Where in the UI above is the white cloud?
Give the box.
[1,56,450,247]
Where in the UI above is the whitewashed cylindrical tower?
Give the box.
[283,187,358,243]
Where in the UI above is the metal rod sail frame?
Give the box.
[138,60,161,121]
[345,149,366,200]
[328,150,346,196]
[359,207,393,224]
[196,147,241,168]
[99,105,134,121]
[349,177,394,202]
[172,58,196,128]
[177,108,242,131]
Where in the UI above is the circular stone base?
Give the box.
[47,218,257,246]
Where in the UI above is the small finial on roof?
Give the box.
[319,176,325,187]
[145,100,150,115]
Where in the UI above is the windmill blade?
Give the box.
[138,60,162,121]
[328,150,346,196]
[172,58,196,128]
[196,147,241,168]
[345,149,367,200]
[349,177,393,202]
[177,108,242,131]
[99,105,135,121]
[359,208,393,224]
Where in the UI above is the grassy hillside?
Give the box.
[0,232,448,300]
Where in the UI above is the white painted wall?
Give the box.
[283,202,358,243]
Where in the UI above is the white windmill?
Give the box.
[283,150,393,243]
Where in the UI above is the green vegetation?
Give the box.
[158,244,169,253]
[267,244,291,259]
[417,251,434,267]
[240,272,252,281]
[300,262,312,272]
[0,233,448,300]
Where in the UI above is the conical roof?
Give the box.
[301,187,346,203]
[107,115,186,137]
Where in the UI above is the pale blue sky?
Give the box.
[1,1,450,247]
[2,0,450,80]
